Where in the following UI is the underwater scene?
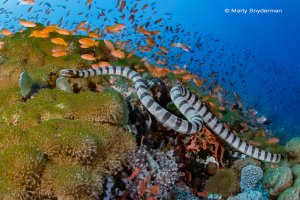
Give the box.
[0,0,299,199]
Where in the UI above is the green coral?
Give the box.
[0,119,135,199]
[0,88,128,130]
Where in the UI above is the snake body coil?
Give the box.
[59,66,281,163]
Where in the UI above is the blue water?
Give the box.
[1,0,299,142]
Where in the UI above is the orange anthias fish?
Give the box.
[182,74,196,83]
[79,38,98,47]
[29,30,49,38]
[138,25,152,36]
[19,19,36,27]
[56,29,73,35]
[86,0,92,5]
[52,51,67,57]
[104,39,115,51]
[88,32,100,39]
[98,61,111,67]
[92,62,112,69]
[20,0,35,5]
[119,1,126,12]
[52,46,67,53]
[127,50,136,58]
[170,42,190,52]
[193,78,203,87]
[42,25,59,33]
[106,24,126,34]
[0,28,13,36]
[81,54,97,61]
[111,49,126,59]
[266,137,280,145]
[51,38,68,46]
[128,168,141,180]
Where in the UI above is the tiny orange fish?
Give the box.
[193,78,202,87]
[159,46,169,54]
[52,46,67,53]
[266,137,280,145]
[29,30,49,38]
[128,168,141,180]
[98,61,111,67]
[52,51,67,57]
[248,141,262,147]
[42,25,59,33]
[56,29,73,35]
[111,49,125,59]
[88,32,100,39]
[81,54,96,61]
[79,38,98,47]
[127,50,136,58]
[119,1,126,12]
[0,28,13,36]
[106,24,126,34]
[51,38,67,46]
[86,0,92,5]
[19,19,36,27]
[104,39,115,51]
[170,42,190,52]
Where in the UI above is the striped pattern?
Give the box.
[58,66,281,163]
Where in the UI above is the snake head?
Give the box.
[59,69,78,78]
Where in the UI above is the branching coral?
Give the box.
[186,126,225,164]
[120,146,180,199]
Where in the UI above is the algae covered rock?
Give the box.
[285,137,300,164]
[0,88,129,130]
[262,166,293,196]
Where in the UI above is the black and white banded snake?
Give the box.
[58,66,281,163]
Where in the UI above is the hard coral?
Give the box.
[240,165,263,191]
[262,166,293,196]
[204,168,239,198]
[124,146,180,199]
[0,88,129,130]
[0,119,136,199]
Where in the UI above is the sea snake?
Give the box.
[58,66,281,163]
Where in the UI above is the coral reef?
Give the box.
[0,88,129,130]
[123,146,180,199]
[277,164,300,200]
[204,168,239,198]
[262,166,293,196]
[174,187,200,200]
[240,165,264,191]
[0,118,136,199]
[285,137,300,164]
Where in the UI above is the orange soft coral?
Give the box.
[186,126,225,164]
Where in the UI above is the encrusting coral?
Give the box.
[204,168,239,198]
[0,88,129,130]
[0,73,135,199]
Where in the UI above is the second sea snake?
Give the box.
[58,66,281,163]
